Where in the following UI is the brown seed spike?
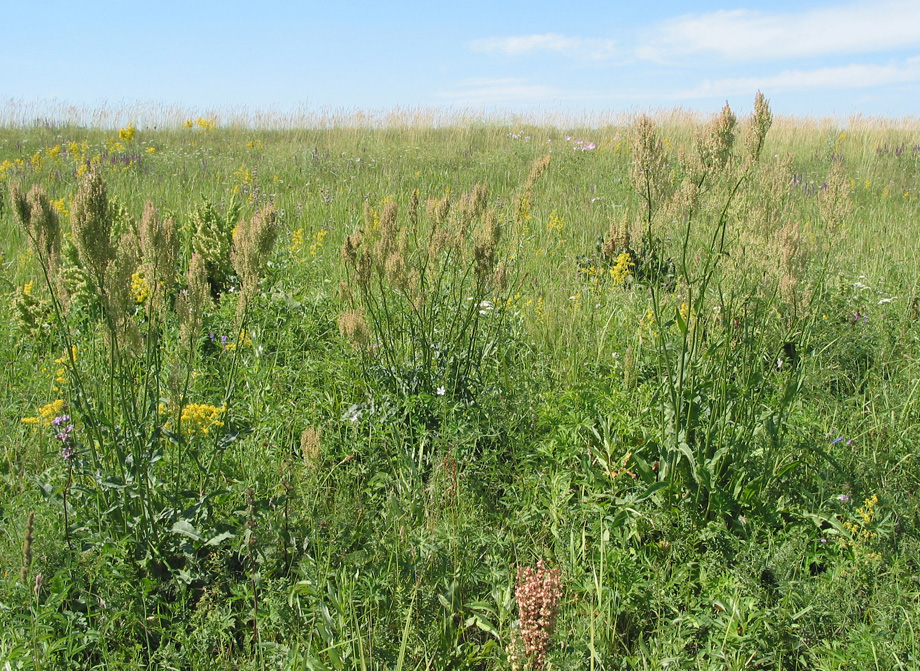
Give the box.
[71,168,115,289]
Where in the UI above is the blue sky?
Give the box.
[3,0,919,121]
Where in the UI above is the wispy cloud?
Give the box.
[439,78,570,105]
[639,1,920,62]
[470,34,617,61]
[677,57,920,99]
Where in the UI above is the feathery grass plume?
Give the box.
[751,154,794,236]
[458,181,488,224]
[362,199,376,232]
[384,251,407,288]
[492,260,508,292]
[337,308,371,349]
[695,102,737,177]
[138,200,178,313]
[231,203,279,323]
[373,199,399,265]
[338,280,353,304]
[10,182,30,225]
[819,158,854,235]
[523,155,551,193]
[407,187,420,228]
[300,426,322,469]
[427,226,455,268]
[341,231,372,290]
[602,212,631,259]
[514,156,551,232]
[473,209,501,283]
[773,221,809,311]
[10,183,62,273]
[70,168,115,290]
[744,91,773,164]
[104,229,142,349]
[19,511,34,583]
[178,252,211,354]
[426,193,451,226]
[629,115,671,235]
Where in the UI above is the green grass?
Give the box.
[0,105,919,670]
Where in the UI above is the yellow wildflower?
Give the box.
[54,346,78,365]
[609,251,635,286]
[118,123,137,142]
[223,328,252,352]
[51,197,69,217]
[310,229,328,256]
[22,399,65,426]
[180,403,225,435]
[289,228,304,253]
[130,272,150,304]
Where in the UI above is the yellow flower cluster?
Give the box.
[640,308,658,341]
[310,229,328,256]
[289,228,304,253]
[223,328,253,352]
[547,210,564,234]
[609,252,635,286]
[51,198,69,217]
[130,272,150,304]
[0,158,17,179]
[118,123,137,142]
[184,117,217,131]
[54,346,77,388]
[21,399,65,426]
[180,403,225,435]
[840,493,882,563]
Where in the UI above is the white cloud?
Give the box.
[439,78,570,105]
[640,1,920,62]
[677,57,920,98]
[471,33,617,60]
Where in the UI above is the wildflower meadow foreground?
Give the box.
[1,97,919,669]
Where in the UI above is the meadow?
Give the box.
[0,97,919,670]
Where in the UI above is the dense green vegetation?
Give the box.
[1,101,919,669]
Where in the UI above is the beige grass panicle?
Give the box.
[744,90,774,164]
[178,252,211,354]
[10,183,61,273]
[139,201,179,314]
[70,168,115,290]
[230,203,279,322]
[630,115,671,229]
[300,427,322,469]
